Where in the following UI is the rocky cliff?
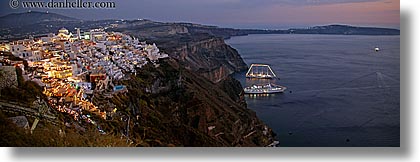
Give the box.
[110,60,275,146]
[109,21,276,146]
[113,21,248,83]
[170,37,247,82]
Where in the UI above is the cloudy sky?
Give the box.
[0,0,400,29]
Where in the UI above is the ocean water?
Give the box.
[226,34,400,147]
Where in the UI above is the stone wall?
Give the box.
[0,66,18,90]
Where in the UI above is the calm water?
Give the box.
[226,34,400,147]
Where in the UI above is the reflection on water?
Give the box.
[245,78,278,86]
[246,93,278,98]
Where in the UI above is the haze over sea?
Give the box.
[227,34,400,147]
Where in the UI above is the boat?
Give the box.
[374,47,380,52]
[244,83,287,94]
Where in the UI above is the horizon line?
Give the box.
[0,10,401,30]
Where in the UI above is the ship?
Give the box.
[244,83,287,94]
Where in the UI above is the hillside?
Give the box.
[0,59,276,147]
[0,12,400,40]
[107,60,275,146]
[0,11,78,28]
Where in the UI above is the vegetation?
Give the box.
[0,112,130,147]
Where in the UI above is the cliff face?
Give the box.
[112,60,275,146]
[111,22,275,146]
[115,22,248,83]
[117,21,189,37]
[172,37,247,82]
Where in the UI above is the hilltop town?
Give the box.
[0,27,168,134]
[0,12,277,147]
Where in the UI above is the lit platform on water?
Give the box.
[245,64,278,79]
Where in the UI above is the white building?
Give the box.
[9,44,35,60]
[90,29,107,42]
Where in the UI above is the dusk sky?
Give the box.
[0,0,400,29]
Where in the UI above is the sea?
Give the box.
[226,34,400,147]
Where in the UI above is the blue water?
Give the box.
[226,34,400,147]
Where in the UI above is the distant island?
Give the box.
[0,11,400,41]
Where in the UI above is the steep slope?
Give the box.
[113,21,248,83]
[0,58,275,147]
[110,59,275,146]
